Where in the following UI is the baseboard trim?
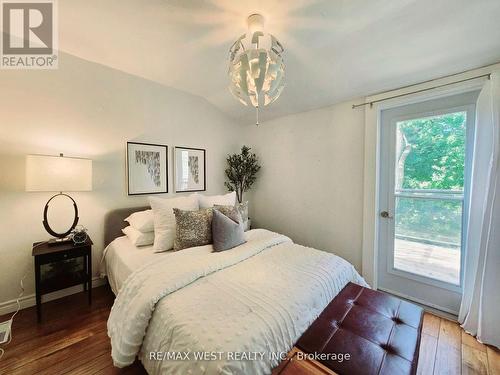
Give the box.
[0,277,107,316]
[377,287,459,319]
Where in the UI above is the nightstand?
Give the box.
[32,237,93,322]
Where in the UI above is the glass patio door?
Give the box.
[378,91,478,314]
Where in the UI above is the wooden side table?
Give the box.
[273,348,338,375]
[32,237,93,322]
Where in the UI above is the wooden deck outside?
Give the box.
[394,238,461,285]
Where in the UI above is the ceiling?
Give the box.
[59,0,500,124]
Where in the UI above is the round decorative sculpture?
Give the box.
[228,14,285,125]
[43,193,79,238]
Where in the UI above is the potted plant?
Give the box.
[224,146,261,203]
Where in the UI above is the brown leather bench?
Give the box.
[276,282,424,375]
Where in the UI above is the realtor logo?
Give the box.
[1,0,58,69]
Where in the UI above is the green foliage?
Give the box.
[399,112,466,190]
[395,112,467,246]
[225,146,261,203]
[396,198,462,244]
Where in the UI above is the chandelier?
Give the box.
[228,14,285,125]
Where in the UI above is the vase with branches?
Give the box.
[224,146,261,203]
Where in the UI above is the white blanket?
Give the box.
[99,235,169,295]
[108,229,367,374]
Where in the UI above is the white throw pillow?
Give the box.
[198,191,237,209]
[149,194,199,252]
[124,209,154,232]
[122,226,154,247]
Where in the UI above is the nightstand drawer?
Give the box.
[37,246,89,265]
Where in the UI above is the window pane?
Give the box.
[396,112,466,191]
[395,197,462,244]
[394,197,461,285]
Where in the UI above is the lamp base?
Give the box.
[48,236,73,246]
[43,192,79,239]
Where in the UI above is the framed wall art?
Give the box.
[127,142,168,195]
[174,146,206,192]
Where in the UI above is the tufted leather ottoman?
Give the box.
[296,282,423,375]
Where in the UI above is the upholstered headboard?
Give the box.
[104,206,149,246]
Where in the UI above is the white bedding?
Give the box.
[100,236,171,294]
[106,229,367,375]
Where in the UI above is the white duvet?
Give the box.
[107,229,367,375]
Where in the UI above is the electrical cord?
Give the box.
[0,272,26,360]
[0,241,47,360]
[0,271,28,360]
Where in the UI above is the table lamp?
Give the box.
[25,154,92,244]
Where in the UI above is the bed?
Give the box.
[101,207,367,375]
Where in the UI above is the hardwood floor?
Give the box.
[0,286,146,375]
[419,311,500,375]
[0,285,498,374]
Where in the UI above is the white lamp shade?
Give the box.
[25,154,93,192]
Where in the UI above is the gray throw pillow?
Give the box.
[173,208,213,251]
[214,201,250,231]
[212,209,246,252]
[213,204,241,223]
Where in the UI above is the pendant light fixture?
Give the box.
[228,14,285,125]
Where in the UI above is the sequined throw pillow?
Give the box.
[173,208,213,251]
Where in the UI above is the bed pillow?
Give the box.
[124,209,154,232]
[149,194,199,252]
[173,208,213,251]
[122,226,154,247]
[212,209,246,252]
[214,201,249,231]
[198,191,236,209]
[213,204,241,223]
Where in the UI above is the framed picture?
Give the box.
[174,146,206,192]
[127,142,168,195]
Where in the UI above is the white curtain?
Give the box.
[458,72,500,348]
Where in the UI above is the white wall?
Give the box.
[0,52,367,312]
[0,52,242,308]
[243,101,366,270]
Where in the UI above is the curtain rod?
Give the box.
[352,72,491,109]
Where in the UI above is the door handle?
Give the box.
[380,211,393,219]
